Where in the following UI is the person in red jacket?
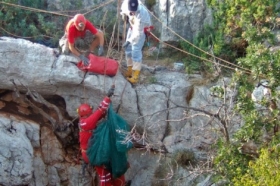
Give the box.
[59,13,104,66]
[77,85,126,186]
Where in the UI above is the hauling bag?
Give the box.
[87,103,133,178]
[77,54,118,76]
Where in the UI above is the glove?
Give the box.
[107,85,115,97]
[122,41,130,49]
[79,54,89,66]
[98,46,104,56]
[121,14,129,23]
[121,13,125,21]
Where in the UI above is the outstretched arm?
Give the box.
[80,85,115,130]
[69,43,81,57]
[95,31,104,47]
[81,96,110,131]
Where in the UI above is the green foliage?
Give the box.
[205,0,279,64]
[214,140,252,182]
[180,23,236,75]
[180,25,215,73]
[210,85,225,99]
[206,0,280,184]
[0,0,68,47]
[145,0,156,10]
[233,137,280,185]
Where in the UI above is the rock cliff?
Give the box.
[0,36,241,186]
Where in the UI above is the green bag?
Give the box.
[87,103,133,178]
[87,121,111,167]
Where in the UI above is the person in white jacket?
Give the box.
[121,0,151,84]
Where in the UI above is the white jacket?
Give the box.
[121,1,151,44]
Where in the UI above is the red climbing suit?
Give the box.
[95,166,126,186]
[78,96,126,186]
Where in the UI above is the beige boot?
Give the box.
[127,70,140,84]
[125,66,133,78]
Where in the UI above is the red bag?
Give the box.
[77,54,119,76]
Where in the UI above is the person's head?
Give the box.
[77,103,93,118]
[128,0,138,14]
[73,14,86,31]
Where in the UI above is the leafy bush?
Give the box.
[180,25,216,73]
[0,0,68,47]
[233,137,280,185]
[214,140,253,183]
[203,0,280,184]
[145,0,156,10]
[181,0,280,75]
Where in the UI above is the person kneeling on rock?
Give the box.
[59,14,104,66]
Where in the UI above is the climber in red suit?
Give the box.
[77,85,126,186]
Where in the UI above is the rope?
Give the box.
[117,0,122,52]
[115,23,128,113]
[104,22,117,91]
[103,15,128,112]
[81,0,115,98]
[83,0,115,15]
[0,1,71,17]
[149,32,251,74]
[0,0,115,17]
[0,26,55,39]
[142,5,252,74]
[1,0,252,75]
[0,0,115,41]
[1,0,259,87]
[83,81,88,104]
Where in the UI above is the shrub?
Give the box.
[233,137,280,185]
[0,0,68,47]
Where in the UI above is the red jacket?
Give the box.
[66,19,98,44]
[79,97,110,151]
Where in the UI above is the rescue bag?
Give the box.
[77,54,119,76]
[87,103,133,178]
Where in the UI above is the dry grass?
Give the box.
[142,47,184,69]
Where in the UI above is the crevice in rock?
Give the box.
[135,88,142,124]
[161,86,171,142]
[51,49,60,69]
[0,87,79,149]
[160,86,171,154]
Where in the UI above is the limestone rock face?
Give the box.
[0,37,138,125]
[0,37,240,186]
[136,84,169,144]
[0,114,35,185]
[155,0,213,42]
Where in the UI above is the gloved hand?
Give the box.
[79,54,89,66]
[98,46,104,56]
[121,14,125,21]
[121,14,128,22]
[107,85,115,97]
[122,41,130,49]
